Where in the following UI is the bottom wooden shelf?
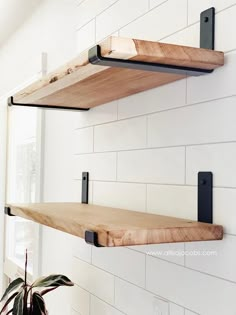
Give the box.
[6,203,223,247]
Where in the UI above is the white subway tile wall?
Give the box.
[2,0,236,314]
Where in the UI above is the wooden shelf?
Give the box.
[6,203,223,247]
[12,36,224,110]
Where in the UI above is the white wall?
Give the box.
[1,0,236,314]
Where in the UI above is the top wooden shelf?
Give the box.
[6,202,223,247]
[11,36,224,110]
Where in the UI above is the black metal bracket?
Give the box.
[85,230,103,247]
[89,45,213,77]
[198,172,213,224]
[200,8,215,50]
[88,8,216,77]
[81,172,103,247]
[4,206,15,217]
[81,172,89,204]
[8,96,90,111]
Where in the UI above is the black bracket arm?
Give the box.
[8,96,90,112]
[81,172,103,247]
[88,7,215,76]
[85,230,103,247]
[88,45,213,77]
[4,206,15,217]
[198,172,213,224]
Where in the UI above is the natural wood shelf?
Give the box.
[6,203,223,247]
[12,36,224,110]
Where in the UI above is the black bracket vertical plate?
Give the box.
[4,206,15,217]
[198,172,213,224]
[200,7,215,50]
[85,230,103,247]
[81,172,89,204]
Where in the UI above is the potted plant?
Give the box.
[0,251,74,315]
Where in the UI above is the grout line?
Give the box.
[73,253,236,312]
[73,140,236,156]
[184,146,187,185]
[73,177,236,191]
[73,283,127,314]
[75,0,120,32]
[187,2,236,26]
[74,94,236,131]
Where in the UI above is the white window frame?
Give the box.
[2,52,47,284]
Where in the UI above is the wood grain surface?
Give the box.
[8,202,223,247]
[13,36,224,109]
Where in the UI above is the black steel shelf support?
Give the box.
[4,206,15,217]
[198,172,213,224]
[200,7,215,50]
[89,8,215,76]
[85,230,103,247]
[89,45,213,77]
[81,172,89,204]
[82,172,103,247]
[8,97,90,112]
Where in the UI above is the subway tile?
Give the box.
[76,20,95,54]
[120,0,187,40]
[72,258,115,304]
[91,296,124,315]
[117,148,185,184]
[170,303,184,315]
[153,297,169,315]
[214,188,236,235]
[185,234,236,282]
[146,256,236,315]
[94,117,147,152]
[150,0,168,9]
[71,285,90,315]
[162,23,199,48]
[188,0,236,24]
[147,185,196,220]
[185,311,198,315]
[92,247,145,287]
[73,127,93,154]
[187,53,236,105]
[186,143,236,187]
[93,181,146,212]
[76,101,117,129]
[75,0,117,29]
[118,80,186,120]
[115,278,160,315]
[130,242,185,266]
[148,97,236,147]
[215,6,236,52]
[96,0,148,41]
[71,234,92,263]
[166,6,236,52]
[73,152,116,180]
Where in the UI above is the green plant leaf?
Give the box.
[40,287,57,297]
[32,275,74,288]
[12,291,24,315]
[0,292,18,314]
[31,293,47,315]
[0,278,24,302]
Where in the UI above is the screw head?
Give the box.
[200,179,206,185]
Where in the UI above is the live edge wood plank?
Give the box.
[13,36,224,109]
[7,203,223,247]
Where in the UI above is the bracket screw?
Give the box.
[200,179,206,185]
